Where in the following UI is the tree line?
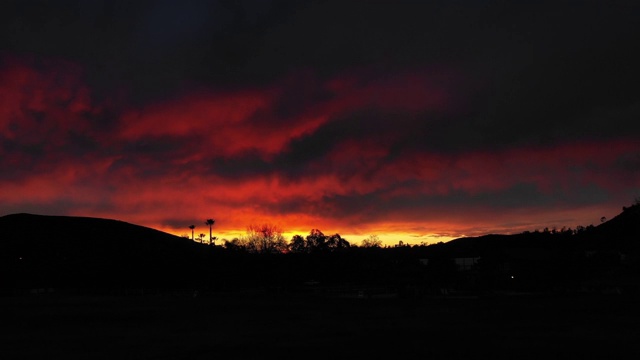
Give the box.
[223,224,382,254]
[182,221,384,254]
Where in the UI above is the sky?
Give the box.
[1,0,639,246]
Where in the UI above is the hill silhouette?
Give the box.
[426,202,640,293]
[0,213,214,293]
[430,201,640,262]
[1,203,639,295]
[2,208,640,360]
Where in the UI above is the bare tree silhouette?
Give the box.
[189,225,195,241]
[361,234,382,248]
[205,219,215,245]
[243,223,288,254]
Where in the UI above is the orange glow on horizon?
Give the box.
[150,202,621,248]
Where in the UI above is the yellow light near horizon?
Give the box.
[158,224,458,247]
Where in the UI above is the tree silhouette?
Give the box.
[243,223,288,254]
[189,225,195,241]
[205,219,215,245]
[289,229,351,253]
[306,229,327,253]
[361,234,382,248]
[327,233,350,252]
[289,234,307,253]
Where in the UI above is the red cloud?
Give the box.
[114,68,453,161]
[2,57,638,246]
[0,57,97,142]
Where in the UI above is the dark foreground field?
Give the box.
[2,291,640,359]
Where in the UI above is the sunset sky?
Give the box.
[1,1,639,246]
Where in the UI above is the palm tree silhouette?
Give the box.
[189,225,195,241]
[205,219,215,245]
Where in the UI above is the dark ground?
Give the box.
[2,291,640,359]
